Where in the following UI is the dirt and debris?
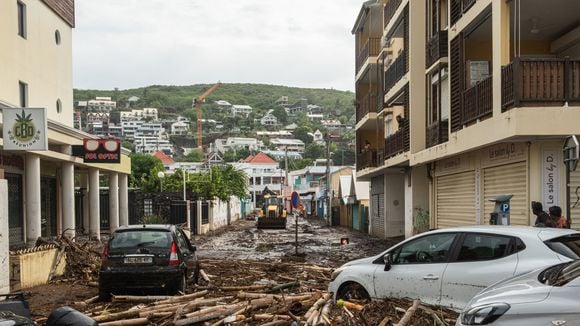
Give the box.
[24,218,458,325]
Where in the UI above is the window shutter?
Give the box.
[450,34,464,132]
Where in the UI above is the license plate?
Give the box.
[124,256,153,264]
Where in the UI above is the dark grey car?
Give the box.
[98,224,199,300]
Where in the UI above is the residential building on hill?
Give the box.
[353,0,580,239]
[134,137,173,156]
[0,0,131,252]
[215,137,263,154]
[231,104,252,117]
[256,130,293,139]
[260,110,278,126]
[271,138,305,153]
[88,96,116,112]
[233,152,285,209]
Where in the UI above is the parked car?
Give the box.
[0,292,35,325]
[328,226,580,310]
[99,224,199,300]
[458,259,580,325]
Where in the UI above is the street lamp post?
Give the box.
[157,171,165,193]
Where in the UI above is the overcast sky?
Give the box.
[73,0,363,92]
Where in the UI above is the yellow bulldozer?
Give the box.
[257,194,287,229]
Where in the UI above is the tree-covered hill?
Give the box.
[74,83,355,119]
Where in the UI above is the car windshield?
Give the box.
[539,261,580,286]
[110,230,172,249]
[544,234,580,259]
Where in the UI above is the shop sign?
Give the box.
[482,142,526,167]
[83,138,121,163]
[2,108,47,150]
[542,150,560,207]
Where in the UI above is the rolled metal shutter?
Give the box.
[436,171,476,228]
[371,176,385,237]
[483,161,528,226]
[570,169,580,229]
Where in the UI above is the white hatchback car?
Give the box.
[458,260,580,325]
[328,226,580,310]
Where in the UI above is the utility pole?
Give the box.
[284,145,289,187]
[325,133,331,226]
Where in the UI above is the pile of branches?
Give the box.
[72,259,457,325]
[49,236,102,284]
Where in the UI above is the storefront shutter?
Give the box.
[436,171,476,228]
[483,161,528,226]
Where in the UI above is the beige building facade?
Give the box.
[354,0,580,239]
[0,0,131,247]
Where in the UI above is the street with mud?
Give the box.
[25,217,459,325]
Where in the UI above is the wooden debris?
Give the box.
[66,257,457,326]
[199,269,211,283]
[394,299,420,326]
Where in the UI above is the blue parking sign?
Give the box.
[500,203,510,213]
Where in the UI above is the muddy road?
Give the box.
[195,217,399,267]
[26,217,408,324]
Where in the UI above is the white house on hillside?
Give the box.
[88,97,116,111]
[231,105,252,117]
[271,138,305,153]
[260,110,277,126]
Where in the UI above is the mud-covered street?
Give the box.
[24,217,459,325]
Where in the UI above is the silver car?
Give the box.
[458,259,580,326]
[329,226,580,311]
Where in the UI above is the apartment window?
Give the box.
[19,81,28,107]
[56,99,62,113]
[427,68,449,124]
[17,1,27,38]
[55,30,61,45]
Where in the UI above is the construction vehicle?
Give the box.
[193,82,221,150]
[257,195,287,229]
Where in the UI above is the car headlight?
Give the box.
[330,268,344,282]
[461,303,510,325]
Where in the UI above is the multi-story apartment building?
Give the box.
[233,153,286,209]
[134,136,174,156]
[354,0,580,239]
[271,138,306,153]
[87,96,116,112]
[0,0,131,249]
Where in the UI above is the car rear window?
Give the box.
[110,230,172,249]
[544,234,580,260]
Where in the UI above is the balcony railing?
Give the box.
[426,119,449,148]
[357,150,377,171]
[426,30,448,68]
[451,0,477,26]
[462,0,476,11]
[384,125,409,159]
[462,75,492,125]
[356,92,377,123]
[502,57,580,110]
[356,38,381,75]
[384,0,402,28]
[384,51,407,92]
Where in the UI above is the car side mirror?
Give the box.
[383,253,392,271]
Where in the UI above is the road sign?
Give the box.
[291,191,300,208]
[500,203,510,213]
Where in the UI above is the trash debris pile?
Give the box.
[68,258,457,326]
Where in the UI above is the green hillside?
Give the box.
[74,83,355,120]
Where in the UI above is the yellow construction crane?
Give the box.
[193,82,221,150]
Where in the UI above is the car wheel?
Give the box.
[337,282,370,301]
[192,261,200,285]
[175,273,187,294]
[98,287,111,301]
